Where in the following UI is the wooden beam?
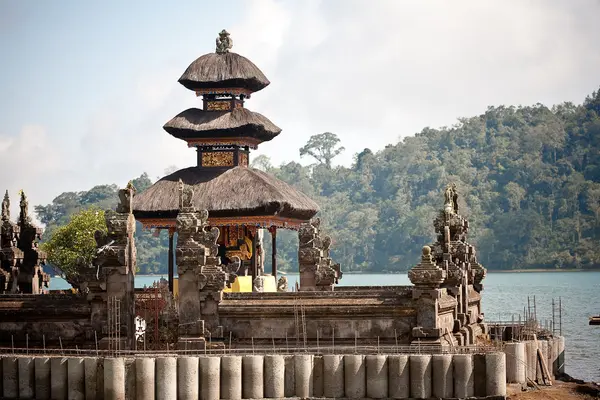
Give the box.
[271,227,277,281]
[168,228,175,294]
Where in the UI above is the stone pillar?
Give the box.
[432,354,453,398]
[51,357,68,400]
[408,246,446,345]
[67,358,85,400]
[176,180,227,348]
[85,185,137,350]
[2,357,18,399]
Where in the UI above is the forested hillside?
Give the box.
[36,89,600,274]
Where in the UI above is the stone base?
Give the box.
[177,337,206,350]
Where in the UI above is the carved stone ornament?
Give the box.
[408,246,446,288]
[215,29,233,54]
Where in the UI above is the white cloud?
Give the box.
[0,125,61,222]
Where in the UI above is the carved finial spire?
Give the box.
[178,179,194,210]
[216,29,233,54]
[2,190,9,221]
[18,190,30,225]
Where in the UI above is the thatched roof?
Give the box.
[164,107,281,143]
[133,167,319,221]
[179,52,270,93]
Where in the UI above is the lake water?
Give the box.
[49,271,600,382]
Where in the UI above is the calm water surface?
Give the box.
[49,271,600,382]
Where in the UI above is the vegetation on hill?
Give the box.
[37,89,600,274]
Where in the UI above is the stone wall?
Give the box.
[220,287,417,345]
[0,352,508,399]
[0,294,93,347]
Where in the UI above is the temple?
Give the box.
[132,29,325,293]
[0,31,485,351]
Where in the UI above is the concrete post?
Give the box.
[84,358,100,400]
[242,355,264,399]
[323,354,344,398]
[485,352,506,397]
[34,357,51,400]
[177,357,199,400]
[344,354,366,398]
[67,358,85,400]
[473,353,487,397]
[525,340,536,381]
[199,356,220,400]
[313,355,324,397]
[505,342,526,383]
[17,357,35,399]
[453,354,474,398]
[388,354,410,399]
[541,340,549,380]
[409,354,432,399]
[51,357,68,400]
[156,357,177,400]
[294,354,313,398]
[104,358,126,400]
[2,357,18,399]
[16,357,34,399]
[220,356,242,400]
[283,355,295,398]
[432,354,453,398]
[135,358,155,400]
[264,355,285,399]
[366,355,388,399]
[558,336,565,375]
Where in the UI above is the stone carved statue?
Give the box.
[215,29,233,54]
[178,179,194,210]
[298,218,342,291]
[443,183,459,214]
[277,276,288,292]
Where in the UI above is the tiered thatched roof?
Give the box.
[133,167,319,221]
[164,107,281,143]
[179,52,270,93]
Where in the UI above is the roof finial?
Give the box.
[1,190,9,221]
[216,29,233,54]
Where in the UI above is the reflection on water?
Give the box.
[48,271,600,382]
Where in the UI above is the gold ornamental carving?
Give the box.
[206,101,232,111]
[238,152,249,166]
[201,151,234,167]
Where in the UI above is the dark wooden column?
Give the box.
[271,227,277,280]
[168,227,175,293]
[250,233,258,286]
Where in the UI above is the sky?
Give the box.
[1,0,600,215]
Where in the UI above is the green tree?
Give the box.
[299,132,345,168]
[41,208,107,288]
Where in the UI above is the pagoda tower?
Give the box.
[133,30,319,290]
